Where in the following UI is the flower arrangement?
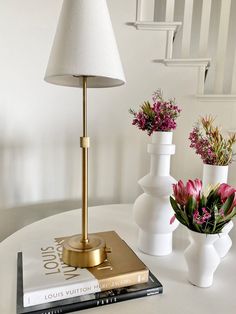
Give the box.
[129,90,181,136]
[189,116,236,165]
[170,179,236,234]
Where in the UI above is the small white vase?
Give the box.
[184,230,221,288]
[214,221,234,258]
[133,131,179,256]
[202,163,232,258]
[202,164,228,191]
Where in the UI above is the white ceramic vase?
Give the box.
[202,164,228,191]
[214,221,233,258]
[133,131,179,256]
[202,163,232,258]
[184,230,221,288]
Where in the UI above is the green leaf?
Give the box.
[221,194,235,216]
[169,196,180,214]
[199,195,207,208]
[186,196,197,214]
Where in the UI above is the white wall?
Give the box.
[0,0,235,210]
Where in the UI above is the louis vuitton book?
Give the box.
[21,231,149,307]
[17,251,163,314]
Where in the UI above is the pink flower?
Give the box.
[173,180,189,205]
[218,183,235,202]
[218,183,236,214]
[173,179,202,205]
[193,209,204,225]
[170,215,176,224]
[193,208,211,225]
[202,208,211,221]
[186,179,202,202]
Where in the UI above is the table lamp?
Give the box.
[44,0,125,268]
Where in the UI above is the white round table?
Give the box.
[0,204,235,314]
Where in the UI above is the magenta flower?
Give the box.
[218,183,236,202]
[186,179,202,202]
[193,208,211,225]
[172,180,189,206]
[193,209,204,225]
[173,179,202,205]
[218,183,236,214]
[129,90,181,136]
[189,116,236,165]
[170,215,176,225]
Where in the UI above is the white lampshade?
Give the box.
[45,0,126,88]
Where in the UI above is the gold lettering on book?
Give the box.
[40,240,81,280]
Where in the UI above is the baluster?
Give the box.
[199,0,212,57]
[181,0,194,58]
[213,0,231,93]
[138,0,155,21]
[165,0,175,22]
[231,50,236,93]
[136,0,142,21]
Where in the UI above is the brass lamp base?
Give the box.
[62,234,108,268]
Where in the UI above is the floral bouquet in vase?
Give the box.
[170,179,236,287]
[131,90,182,256]
[189,116,236,258]
[189,116,236,189]
[129,89,181,135]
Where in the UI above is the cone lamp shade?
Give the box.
[44,0,125,268]
[45,0,126,87]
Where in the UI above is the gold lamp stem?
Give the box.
[62,76,108,268]
[82,76,88,243]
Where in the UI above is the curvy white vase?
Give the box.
[133,131,179,256]
[214,221,233,258]
[202,163,232,258]
[184,230,221,288]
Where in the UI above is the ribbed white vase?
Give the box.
[184,230,221,288]
[133,131,179,256]
[202,163,233,258]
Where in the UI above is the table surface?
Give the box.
[0,204,235,314]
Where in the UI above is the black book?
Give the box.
[17,252,163,314]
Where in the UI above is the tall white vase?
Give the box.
[184,230,221,288]
[133,131,179,256]
[202,164,228,191]
[202,163,232,258]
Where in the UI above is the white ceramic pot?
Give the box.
[214,221,234,258]
[184,229,221,288]
[202,163,232,258]
[133,131,179,256]
[202,164,228,191]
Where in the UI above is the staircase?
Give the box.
[133,0,236,101]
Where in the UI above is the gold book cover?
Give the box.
[22,231,149,307]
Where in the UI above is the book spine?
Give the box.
[23,270,149,307]
[99,269,149,291]
[23,279,101,307]
[25,286,163,314]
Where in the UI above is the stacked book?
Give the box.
[17,231,163,314]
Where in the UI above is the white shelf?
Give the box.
[134,21,182,32]
[157,58,211,67]
[196,94,236,101]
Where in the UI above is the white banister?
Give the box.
[181,0,194,58]
[136,0,142,21]
[213,0,231,93]
[231,49,236,93]
[138,0,155,22]
[199,0,212,57]
[165,30,174,58]
[165,0,175,22]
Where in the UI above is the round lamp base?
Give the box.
[62,234,107,268]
